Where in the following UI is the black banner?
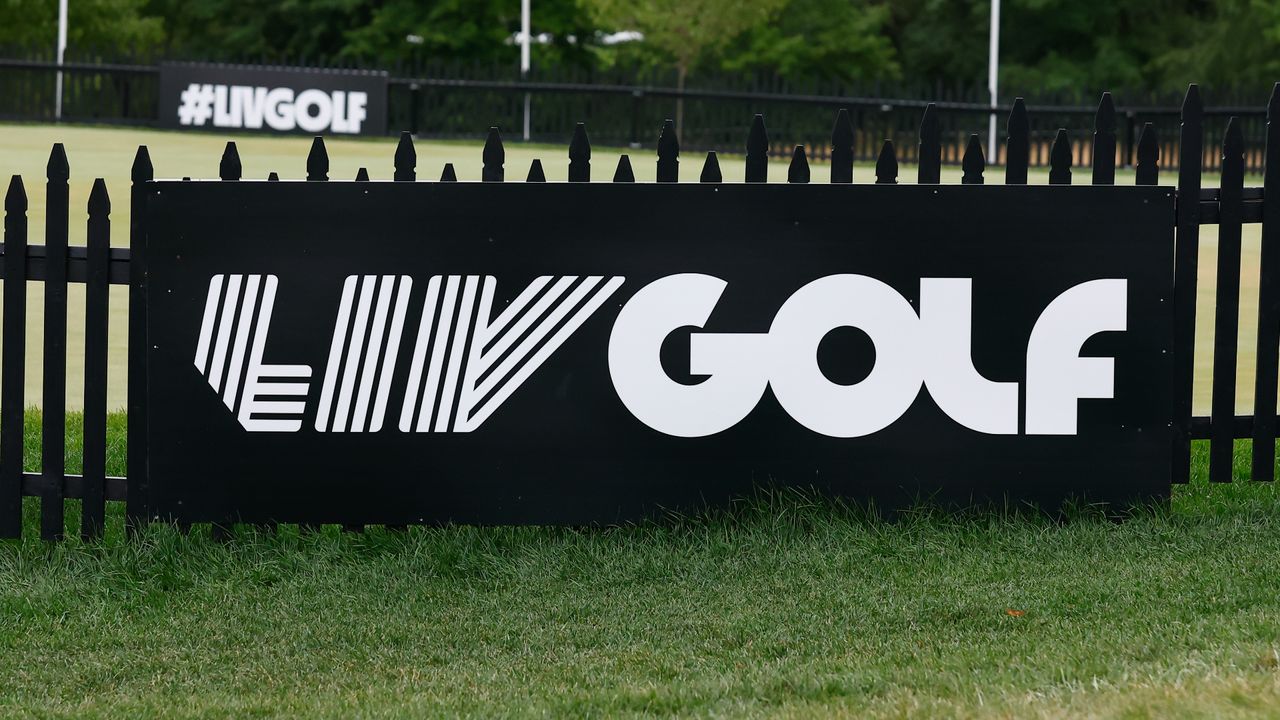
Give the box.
[158,62,388,136]
[143,183,1175,524]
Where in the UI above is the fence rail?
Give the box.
[0,82,1277,539]
[0,53,1273,172]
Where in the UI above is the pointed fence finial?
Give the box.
[1049,129,1072,185]
[88,177,110,214]
[306,137,329,181]
[5,175,26,212]
[1006,98,1029,185]
[394,131,416,181]
[220,141,242,181]
[746,114,768,182]
[613,155,635,182]
[527,159,546,182]
[267,171,279,181]
[788,145,810,183]
[657,119,679,183]
[700,152,722,183]
[962,134,985,184]
[1136,122,1159,185]
[47,143,69,181]
[355,167,370,181]
[569,123,591,182]
[1092,92,1116,185]
[131,145,153,183]
[1183,83,1203,122]
[441,163,458,182]
[830,108,854,183]
[918,103,940,184]
[875,140,898,184]
[482,127,504,182]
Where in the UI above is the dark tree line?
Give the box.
[0,0,1273,95]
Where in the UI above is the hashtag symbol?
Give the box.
[177,83,216,126]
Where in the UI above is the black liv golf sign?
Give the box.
[143,182,1174,525]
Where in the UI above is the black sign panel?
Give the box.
[158,62,388,136]
[143,183,1175,524]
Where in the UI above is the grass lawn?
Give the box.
[0,122,1268,415]
[1,411,1280,717]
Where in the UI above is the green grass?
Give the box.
[3,410,1280,717]
[0,122,1268,415]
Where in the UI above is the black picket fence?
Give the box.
[0,83,1275,540]
[0,50,1272,173]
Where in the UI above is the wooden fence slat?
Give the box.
[482,128,503,182]
[1006,98,1029,185]
[568,123,590,182]
[1092,92,1116,185]
[81,179,109,540]
[1049,129,1072,185]
[42,144,69,541]
[1136,123,1159,186]
[126,146,152,535]
[918,103,941,184]
[1253,83,1280,481]
[657,120,679,183]
[0,176,27,539]
[875,140,897,184]
[788,146,809,183]
[1210,117,1245,483]
[746,114,768,183]
[699,152,721,183]
[613,155,635,183]
[1172,85,1203,484]
[961,134,984,184]
[830,109,853,184]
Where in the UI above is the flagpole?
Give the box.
[55,0,68,121]
[987,0,1001,159]
[521,0,531,141]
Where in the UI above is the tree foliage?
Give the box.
[0,0,1273,95]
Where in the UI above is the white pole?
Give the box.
[521,0,531,141]
[987,0,1000,159]
[55,0,68,121]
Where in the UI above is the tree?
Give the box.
[583,0,787,134]
[718,0,900,82]
[0,0,164,54]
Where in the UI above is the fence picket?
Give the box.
[788,146,810,183]
[1049,129,1072,185]
[1092,93,1116,185]
[875,140,897,184]
[394,131,416,181]
[82,179,109,540]
[613,155,635,183]
[482,128,504,182]
[1210,117,1245,482]
[746,114,768,183]
[42,144,69,541]
[831,109,853,184]
[219,141,241,181]
[126,146,151,536]
[569,123,590,182]
[0,176,27,539]
[440,163,458,182]
[1172,85,1203,484]
[918,103,940,184]
[355,167,370,181]
[526,160,547,183]
[1136,123,1159,185]
[306,137,328,181]
[1253,84,1280,481]
[699,152,722,183]
[1006,98,1029,185]
[657,120,679,183]
[962,135,984,185]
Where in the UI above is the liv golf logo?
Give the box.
[194,273,1127,438]
[177,83,369,133]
